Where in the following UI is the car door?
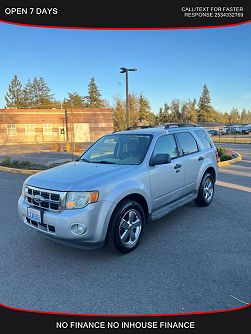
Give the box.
[174,131,204,195]
[148,134,185,210]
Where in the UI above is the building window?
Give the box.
[43,124,52,135]
[6,124,17,136]
[25,124,35,136]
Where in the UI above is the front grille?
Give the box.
[25,186,65,212]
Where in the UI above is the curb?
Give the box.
[218,152,242,167]
[0,165,42,175]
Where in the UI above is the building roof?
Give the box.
[0,108,113,113]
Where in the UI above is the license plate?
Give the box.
[27,207,42,224]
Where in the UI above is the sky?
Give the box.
[0,22,250,113]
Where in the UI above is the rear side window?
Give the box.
[195,130,213,149]
[153,135,179,159]
[176,132,198,155]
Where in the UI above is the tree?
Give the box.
[102,99,111,108]
[113,98,126,131]
[197,84,214,122]
[158,103,171,124]
[169,99,182,122]
[128,93,139,126]
[86,77,104,108]
[181,99,197,123]
[23,77,55,108]
[138,94,151,122]
[148,111,158,126]
[240,108,251,124]
[228,108,240,124]
[63,92,85,108]
[246,110,251,123]
[5,75,26,108]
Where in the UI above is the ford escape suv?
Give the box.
[18,123,218,253]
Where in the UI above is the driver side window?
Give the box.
[153,135,179,159]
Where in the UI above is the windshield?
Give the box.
[80,134,152,165]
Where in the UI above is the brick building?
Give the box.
[0,108,114,145]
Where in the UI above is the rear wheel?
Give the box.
[195,173,215,207]
[106,199,145,253]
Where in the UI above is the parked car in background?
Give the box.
[227,125,251,135]
[219,127,228,135]
[18,123,218,253]
[207,129,219,136]
[241,125,251,135]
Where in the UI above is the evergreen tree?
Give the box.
[138,94,151,122]
[114,98,126,131]
[223,112,231,124]
[186,99,197,123]
[158,103,171,124]
[213,110,225,123]
[23,77,55,108]
[86,77,104,108]
[180,102,196,123]
[246,110,251,123]
[228,108,240,124]
[169,99,181,122]
[240,108,248,124]
[197,84,214,122]
[63,92,85,108]
[5,75,25,108]
[128,93,139,126]
[148,111,158,126]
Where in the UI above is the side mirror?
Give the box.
[150,153,171,166]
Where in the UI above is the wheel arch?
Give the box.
[110,193,150,224]
[196,165,217,193]
[204,166,216,183]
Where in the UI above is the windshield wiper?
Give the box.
[78,158,90,163]
[93,160,116,164]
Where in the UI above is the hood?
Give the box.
[26,161,135,191]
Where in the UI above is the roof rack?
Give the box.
[125,125,155,130]
[164,123,198,129]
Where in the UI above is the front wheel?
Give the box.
[195,173,215,207]
[106,200,145,253]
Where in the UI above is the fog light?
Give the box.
[70,224,87,235]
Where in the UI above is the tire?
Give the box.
[106,199,145,253]
[195,173,215,207]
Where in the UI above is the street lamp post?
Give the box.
[120,67,137,128]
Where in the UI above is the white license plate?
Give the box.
[27,207,42,224]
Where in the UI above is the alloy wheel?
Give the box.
[118,209,142,247]
[203,178,214,203]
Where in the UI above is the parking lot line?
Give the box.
[216,180,251,193]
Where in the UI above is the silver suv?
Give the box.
[18,124,218,253]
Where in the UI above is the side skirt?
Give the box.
[151,192,197,221]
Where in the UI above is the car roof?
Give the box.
[114,125,205,136]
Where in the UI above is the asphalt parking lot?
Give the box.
[0,143,250,314]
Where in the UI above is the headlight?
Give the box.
[65,191,99,210]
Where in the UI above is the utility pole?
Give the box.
[120,67,137,128]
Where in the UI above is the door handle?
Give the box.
[174,164,182,169]
[198,156,204,161]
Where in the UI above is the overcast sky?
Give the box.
[0,22,250,113]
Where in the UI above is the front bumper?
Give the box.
[18,195,116,249]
